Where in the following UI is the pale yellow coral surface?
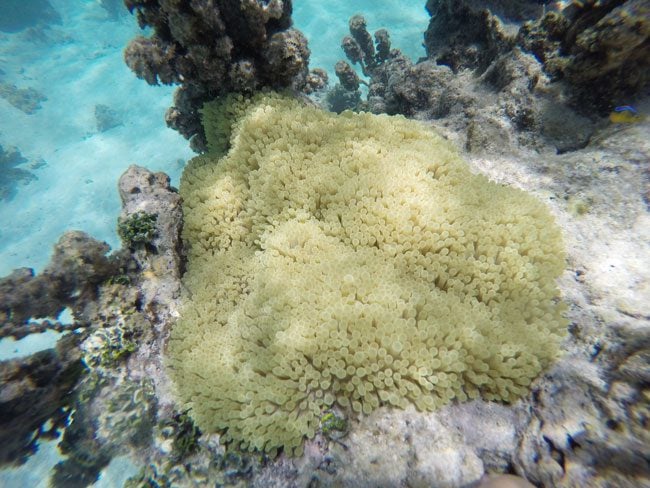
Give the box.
[168,93,567,456]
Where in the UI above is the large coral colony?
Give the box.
[120,0,572,457]
[170,92,567,456]
[0,0,649,486]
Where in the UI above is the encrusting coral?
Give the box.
[168,92,567,457]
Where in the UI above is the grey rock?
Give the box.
[117,165,184,410]
[118,164,184,310]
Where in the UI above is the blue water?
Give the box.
[0,1,188,277]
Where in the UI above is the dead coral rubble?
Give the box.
[0,231,126,339]
[0,165,186,485]
[123,0,321,151]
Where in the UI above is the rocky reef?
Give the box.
[123,0,325,151]
[0,121,647,486]
[330,11,594,154]
[331,0,648,154]
[0,1,648,487]
[423,0,650,112]
[0,165,186,484]
[517,0,650,112]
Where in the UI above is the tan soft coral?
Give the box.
[167,92,567,456]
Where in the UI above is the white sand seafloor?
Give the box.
[0,2,188,276]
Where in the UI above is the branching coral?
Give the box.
[168,92,567,457]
